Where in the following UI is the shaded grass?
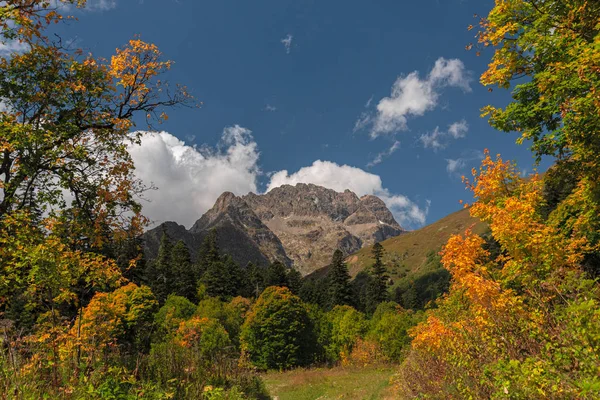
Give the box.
[263,365,396,400]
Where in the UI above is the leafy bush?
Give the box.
[241,286,317,370]
[325,305,368,363]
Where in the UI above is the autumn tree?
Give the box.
[476,0,600,274]
[0,0,194,394]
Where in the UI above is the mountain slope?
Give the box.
[144,184,404,274]
[346,207,487,279]
[242,183,404,275]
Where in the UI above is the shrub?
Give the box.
[325,305,368,363]
[241,286,316,370]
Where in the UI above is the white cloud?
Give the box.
[445,149,484,176]
[128,125,260,227]
[445,158,466,174]
[0,40,29,56]
[281,34,293,54]
[85,0,116,10]
[448,120,469,139]
[264,104,277,112]
[356,57,471,138]
[367,140,400,168]
[419,127,445,151]
[420,119,469,151]
[50,0,116,11]
[267,160,428,228]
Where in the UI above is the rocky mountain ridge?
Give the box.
[144,183,404,275]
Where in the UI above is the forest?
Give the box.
[1,0,600,399]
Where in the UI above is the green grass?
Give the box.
[346,207,487,280]
[263,365,396,400]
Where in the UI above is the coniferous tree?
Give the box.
[327,250,353,309]
[365,242,389,314]
[246,262,265,298]
[265,260,288,288]
[286,269,303,295]
[351,271,373,313]
[223,255,250,298]
[147,231,174,304]
[171,240,196,301]
[195,229,221,279]
[201,259,230,300]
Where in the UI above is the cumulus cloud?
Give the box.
[367,140,400,168]
[281,34,293,54]
[128,126,260,227]
[420,119,469,151]
[355,57,471,138]
[267,160,428,228]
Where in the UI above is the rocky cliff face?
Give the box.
[144,183,404,275]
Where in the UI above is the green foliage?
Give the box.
[299,276,329,308]
[393,251,450,310]
[327,250,353,309]
[286,269,303,295]
[171,240,196,301]
[368,302,420,362]
[264,260,288,288]
[241,286,317,370]
[195,296,250,349]
[196,229,222,278]
[365,243,389,314]
[147,231,174,304]
[246,262,266,298]
[153,294,196,340]
[325,305,367,362]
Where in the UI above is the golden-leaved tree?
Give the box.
[396,1,600,398]
[0,0,193,394]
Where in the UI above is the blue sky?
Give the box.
[51,0,547,229]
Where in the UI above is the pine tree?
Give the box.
[150,231,174,304]
[327,250,353,309]
[171,240,196,301]
[365,242,388,314]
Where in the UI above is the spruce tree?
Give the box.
[171,240,196,301]
[327,250,353,309]
[286,269,303,295]
[201,259,231,300]
[265,260,289,288]
[247,262,265,298]
[150,231,174,304]
[365,242,388,314]
[195,229,221,279]
[223,255,249,298]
